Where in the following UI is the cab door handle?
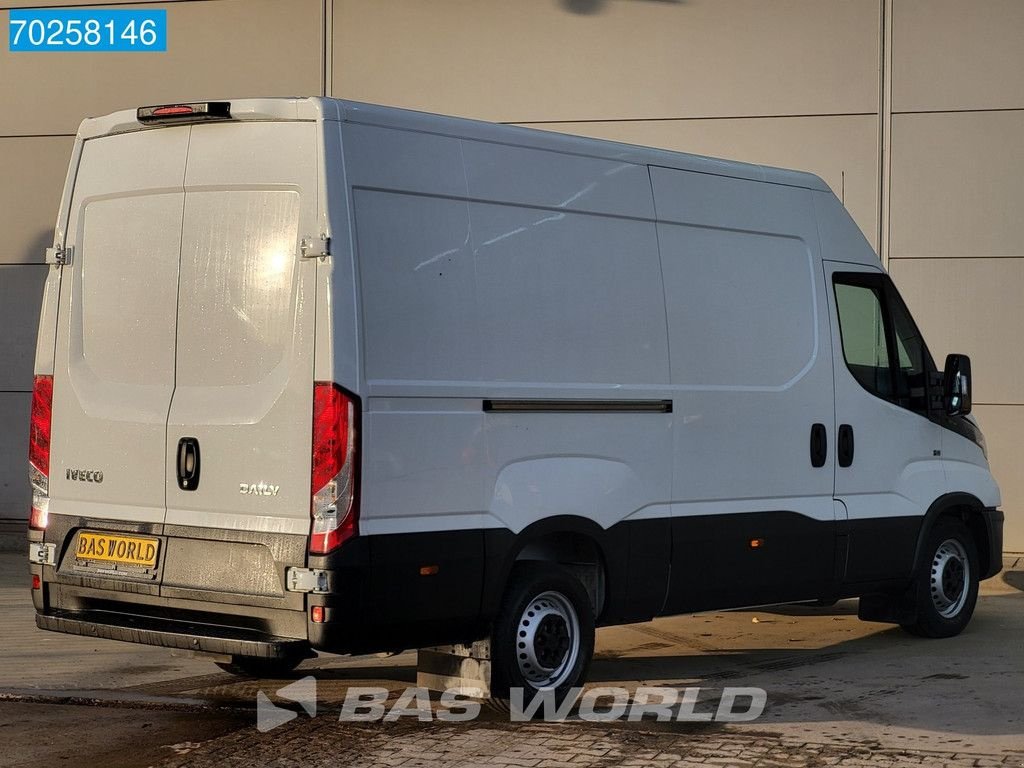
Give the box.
[177,437,201,491]
[837,424,855,468]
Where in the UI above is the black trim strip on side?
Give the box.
[483,399,672,414]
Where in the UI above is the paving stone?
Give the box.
[143,719,1024,768]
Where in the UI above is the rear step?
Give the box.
[37,608,310,659]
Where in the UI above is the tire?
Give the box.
[901,518,979,638]
[215,653,304,678]
[488,563,595,717]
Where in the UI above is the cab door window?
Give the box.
[888,288,934,412]
[833,273,936,416]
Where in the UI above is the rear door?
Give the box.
[48,128,188,528]
[164,121,319,536]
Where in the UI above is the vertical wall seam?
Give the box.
[322,0,332,98]
[880,0,894,266]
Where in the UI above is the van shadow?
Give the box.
[24,228,54,264]
[303,663,418,685]
[199,589,1022,738]
[585,593,1023,737]
[1001,566,1024,592]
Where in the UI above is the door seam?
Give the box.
[163,125,193,539]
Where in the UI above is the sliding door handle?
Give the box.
[810,423,827,468]
[837,424,855,468]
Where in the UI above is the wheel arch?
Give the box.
[482,515,623,623]
[913,492,996,579]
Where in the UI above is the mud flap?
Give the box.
[858,589,917,625]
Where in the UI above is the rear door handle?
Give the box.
[810,423,827,468]
[837,424,855,468]
[177,437,201,491]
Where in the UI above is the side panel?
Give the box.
[354,190,490,536]
[345,126,673,624]
[349,130,673,534]
[651,168,839,612]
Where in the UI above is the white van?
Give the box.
[28,98,1002,704]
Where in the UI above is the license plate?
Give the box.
[75,531,159,568]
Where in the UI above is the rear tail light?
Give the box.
[29,375,53,531]
[310,383,358,554]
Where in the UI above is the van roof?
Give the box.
[79,96,831,193]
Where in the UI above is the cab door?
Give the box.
[825,261,944,583]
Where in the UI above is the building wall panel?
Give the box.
[0,266,48,392]
[0,137,74,265]
[0,0,323,136]
[332,0,881,123]
[0,392,30,520]
[890,111,1024,259]
[892,0,1024,113]
[889,258,1024,406]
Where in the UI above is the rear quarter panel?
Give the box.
[342,125,672,538]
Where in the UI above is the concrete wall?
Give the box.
[0,0,1020,551]
[0,0,324,517]
[885,0,1024,554]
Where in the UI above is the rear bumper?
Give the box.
[31,515,489,659]
[33,513,313,659]
[36,607,308,659]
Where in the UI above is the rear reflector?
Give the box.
[137,101,231,123]
[31,574,41,591]
[29,375,52,531]
[310,383,359,554]
[311,606,325,623]
[29,506,47,531]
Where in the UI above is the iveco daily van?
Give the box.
[28,98,1003,705]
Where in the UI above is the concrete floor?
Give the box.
[1,552,1022,766]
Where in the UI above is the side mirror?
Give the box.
[943,353,972,416]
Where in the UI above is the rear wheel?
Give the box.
[901,518,979,638]
[215,654,304,678]
[489,563,595,715]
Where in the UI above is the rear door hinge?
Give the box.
[45,244,73,266]
[286,567,329,593]
[300,234,331,259]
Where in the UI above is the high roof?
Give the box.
[335,98,831,193]
[78,96,830,194]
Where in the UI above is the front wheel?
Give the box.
[901,518,979,638]
[489,563,595,715]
